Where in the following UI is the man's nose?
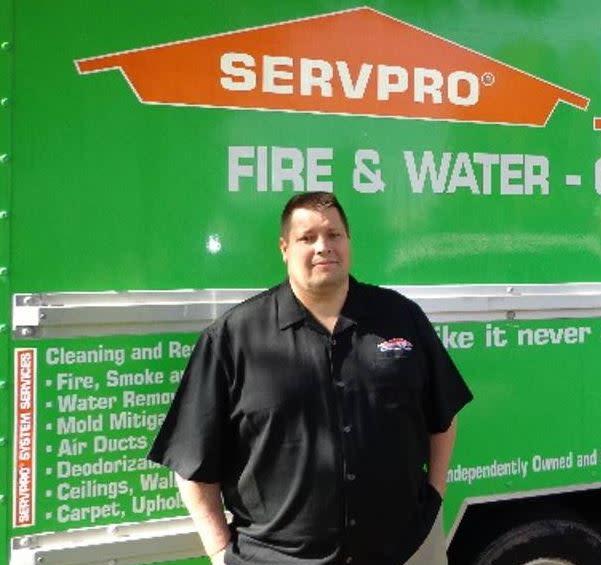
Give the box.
[315,236,330,254]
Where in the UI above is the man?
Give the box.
[148,192,473,565]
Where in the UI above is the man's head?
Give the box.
[280,192,350,240]
[279,192,351,296]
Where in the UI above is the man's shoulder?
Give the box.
[352,278,418,314]
[352,279,436,341]
[205,283,282,336]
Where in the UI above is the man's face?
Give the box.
[279,206,350,294]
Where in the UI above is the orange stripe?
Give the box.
[75,8,590,127]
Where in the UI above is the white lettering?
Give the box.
[228,146,255,192]
[57,502,121,524]
[447,152,479,194]
[404,151,452,194]
[220,52,256,91]
[106,368,164,387]
[500,154,524,195]
[377,65,408,101]
[524,155,549,195]
[306,148,333,192]
[517,326,592,346]
[168,340,193,358]
[257,145,268,191]
[336,61,372,99]
[57,415,103,435]
[271,147,305,191]
[473,153,500,195]
[300,58,333,97]
[414,68,444,104]
[262,55,293,94]
[122,390,175,408]
[405,151,549,196]
[219,52,482,106]
[447,71,479,106]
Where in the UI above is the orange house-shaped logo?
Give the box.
[76,7,590,127]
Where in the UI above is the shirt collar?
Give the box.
[276,279,307,330]
[339,275,369,327]
[276,275,368,331]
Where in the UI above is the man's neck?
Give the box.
[290,277,349,331]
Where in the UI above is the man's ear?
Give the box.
[279,237,288,263]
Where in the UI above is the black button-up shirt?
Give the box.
[148,277,473,565]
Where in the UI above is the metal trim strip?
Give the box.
[13,283,601,338]
[11,516,203,565]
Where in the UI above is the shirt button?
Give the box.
[343,425,352,433]
[335,380,345,388]
[349,518,357,526]
[346,473,356,481]
[331,338,337,345]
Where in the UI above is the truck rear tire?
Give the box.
[471,519,601,565]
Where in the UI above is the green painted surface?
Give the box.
[12,333,198,534]
[9,0,601,293]
[1,1,13,565]
[439,318,601,528]
[6,1,601,564]
[9,319,601,542]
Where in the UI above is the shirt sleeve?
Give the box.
[409,300,474,434]
[147,326,231,482]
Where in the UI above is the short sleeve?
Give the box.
[147,327,231,482]
[410,301,473,433]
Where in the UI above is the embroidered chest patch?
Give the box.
[377,337,413,354]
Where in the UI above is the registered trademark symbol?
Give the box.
[481,72,495,86]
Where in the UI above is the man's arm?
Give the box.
[175,474,231,565]
[428,416,457,497]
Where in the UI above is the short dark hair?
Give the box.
[280,192,350,238]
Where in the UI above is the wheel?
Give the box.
[472,519,601,565]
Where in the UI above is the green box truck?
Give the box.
[2,1,601,564]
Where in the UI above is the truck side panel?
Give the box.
[1,0,13,563]
[7,2,601,564]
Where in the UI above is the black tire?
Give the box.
[472,519,601,565]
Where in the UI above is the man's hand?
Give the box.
[209,548,226,565]
[428,416,458,498]
[175,474,230,559]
